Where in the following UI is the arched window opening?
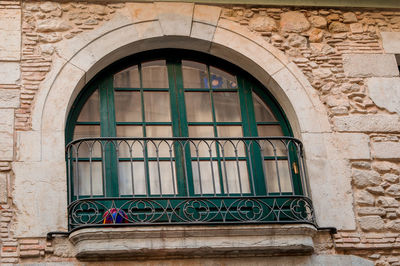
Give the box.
[66,50,314,229]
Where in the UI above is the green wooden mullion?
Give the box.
[99,75,119,197]
[75,121,101,125]
[142,88,170,91]
[167,59,192,196]
[188,122,243,126]
[114,88,170,92]
[74,158,103,162]
[114,87,141,91]
[118,157,174,161]
[184,88,237,92]
[138,62,152,197]
[206,64,227,196]
[256,121,281,125]
[116,122,172,126]
[238,77,267,195]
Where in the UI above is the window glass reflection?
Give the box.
[142,60,168,88]
[114,65,140,88]
[210,66,237,89]
[77,90,100,122]
[114,91,142,122]
[182,60,208,88]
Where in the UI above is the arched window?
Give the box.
[66,50,313,229]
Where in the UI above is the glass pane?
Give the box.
[73,126,101,157]
[73,161,103,196]
[185,92,212,122]
[264,160,293,193]
[192,161,220,194]
[221,160,250,194]
[146,126,172,157]
[189,125,214,138]
[77,90,100,122]
[217,126,244,157]
[146,125,172,137]
[143,91,171,122]
[114,91,142,122]
[141,60,168,88]
[210,66,237,89]
[149,161,177,195]
[257,125,283,136]
[189,126,215,157]
[116,126,143,158]
[118,161,146,195]
[114,65,140,88]
[73,125,100,139]
[182,60,208,88]
[213,92,241,122]
[260,139,287,157]
[253,92,277,122]
[258,126,286,157]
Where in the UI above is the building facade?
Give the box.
[0,0,400,265]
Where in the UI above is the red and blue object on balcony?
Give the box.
[102,208,128,224]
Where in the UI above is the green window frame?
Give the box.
[66,49,301,201]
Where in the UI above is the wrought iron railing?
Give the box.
[66,137,315,231]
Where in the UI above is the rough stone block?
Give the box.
[333,114,400,132]
[13,161,68,236]
[0,89,19,108]
[372,142,400,160]
[280,11,310,32]
[381,32,400,53]
[352,169,380,188]
[0,9,21,60]
[386,184,400,197]
[0,30,21,61]
[358,207,386,216]
[383,173,399,183]
[0,173,7,203]
[356,191,375,206]
[367,77,400,115]
[332,133,370,159]
[0,109,14,161]
[0,62,20,84]
[17,131,41,162]
[377,196,399,207]
[358,216,385,231]
[343,54,399,77]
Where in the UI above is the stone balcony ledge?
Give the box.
[69,224,317,260]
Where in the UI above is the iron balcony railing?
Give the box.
[66,137,316,231]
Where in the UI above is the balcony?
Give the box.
[66,137,316,231]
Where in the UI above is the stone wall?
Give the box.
[221,6,400,266]
[0,0,399,265]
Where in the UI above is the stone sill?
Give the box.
[69,224,317,260]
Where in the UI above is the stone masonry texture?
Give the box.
[0,1,399,265]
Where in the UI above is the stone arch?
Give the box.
[16,3,356,236]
